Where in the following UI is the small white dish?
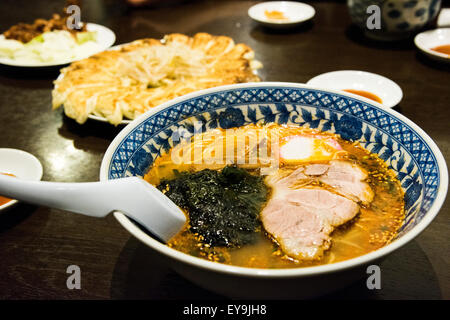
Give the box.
[306,70,403,109]
[0,148,43,212]
[0,22,116,67]
[414,28,450,63]
[248,1,315,28]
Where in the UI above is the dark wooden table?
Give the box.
[0,0,448,300]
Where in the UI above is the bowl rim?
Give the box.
[100,82,448,278]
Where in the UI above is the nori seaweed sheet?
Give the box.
[157,166,268,247]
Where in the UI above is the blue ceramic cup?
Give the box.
[347,0,442,40]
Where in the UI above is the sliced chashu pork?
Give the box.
[304,160,374,205]
[262,160,373,260]
[262,189,359,259]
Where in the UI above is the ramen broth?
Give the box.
[145,124,404,268]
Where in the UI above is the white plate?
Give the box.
[0,148,43,212]
[414,28,450,63]
[306,70,403,109]
[0,23,116,67]
[248,1,315,28]
[88,114,132,125]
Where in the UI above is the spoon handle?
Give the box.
[0,175,125,217]
[0,175,186,241]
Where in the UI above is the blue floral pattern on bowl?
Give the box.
[347,0,442,40]
[107,85,441,237]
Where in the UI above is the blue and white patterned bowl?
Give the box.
[348,0,442,41]
[100,83,447,298]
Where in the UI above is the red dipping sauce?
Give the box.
[430,44,450,57]
[343,89,383,104]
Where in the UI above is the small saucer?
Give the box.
[306,70,403,109]
[248,1,315,29]
[414,28,450,63]
[0,148,43,212]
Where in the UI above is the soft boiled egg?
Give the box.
[279,135,343,163]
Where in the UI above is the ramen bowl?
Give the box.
[100,82,447,299]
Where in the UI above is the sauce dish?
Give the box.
[414,28,450,63]
[248,1,315,29]
[307,70,403,109]
[0,148,43,212]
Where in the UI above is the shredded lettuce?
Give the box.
[76,31,97,44]
[27,34,44,45]
[0,30,101,64]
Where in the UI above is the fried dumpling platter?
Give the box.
[52,33,262,125]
